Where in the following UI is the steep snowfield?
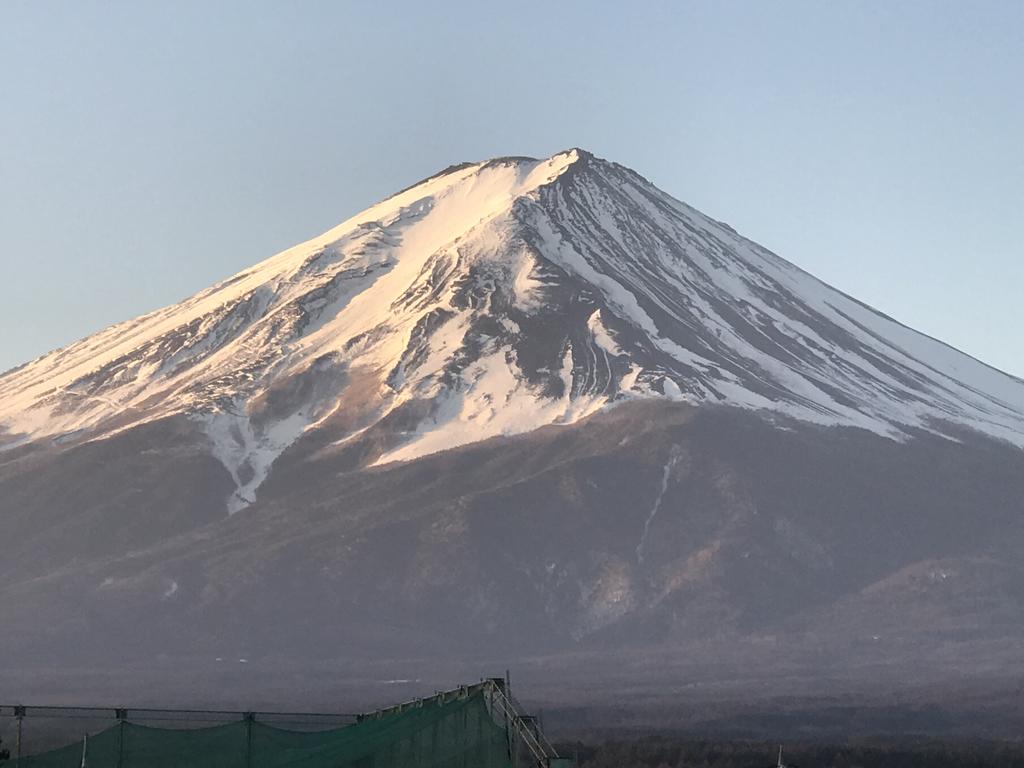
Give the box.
[2,148,1023,511]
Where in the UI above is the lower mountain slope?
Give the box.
[3,400,1022,687]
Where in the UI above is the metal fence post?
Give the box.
[14,706,25,768]
[116,709,128,768]
[244,712,255,768]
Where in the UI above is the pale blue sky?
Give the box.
[2,1,1022,376]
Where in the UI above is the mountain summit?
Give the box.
[2,149,1022,513]
[3,152,1024,714]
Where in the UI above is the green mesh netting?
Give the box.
[17,691,511,768]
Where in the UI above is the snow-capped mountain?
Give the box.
[4,149,1024,714]
[2,148,1022,514]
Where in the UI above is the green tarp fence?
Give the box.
[16,691,511,768]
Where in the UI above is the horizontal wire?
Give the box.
[0,706,356,719]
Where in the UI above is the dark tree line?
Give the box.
[555,737,1024,768]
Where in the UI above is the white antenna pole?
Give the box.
[80,733,88,768]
